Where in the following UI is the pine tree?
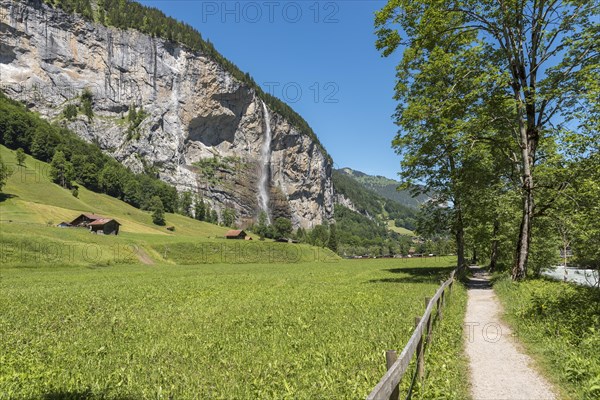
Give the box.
[256,211,269,239]
[50,150,74,188]
[327,223,338,253]
[15,148,25,166]
[149,195,166,226]
[178,191,193,217]
[194,196,206,221]
[210,209,219,225]
[222,208,236,228]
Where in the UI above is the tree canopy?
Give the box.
[375,0,600,278]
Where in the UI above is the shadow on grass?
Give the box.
[368,266,455,284]
[0,193,17,202]
[40,390,137,400]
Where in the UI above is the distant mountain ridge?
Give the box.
[337,168,427,208]
[331,169,417,232]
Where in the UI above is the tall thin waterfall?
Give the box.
[258,101,272,224]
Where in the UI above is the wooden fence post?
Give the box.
[385,350,400,400]
[415,317,424,380]
[366,269,459,400]
[424,297,433,342]
[441,288,446,308]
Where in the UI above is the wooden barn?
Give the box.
[89,218,121,235]
[70,213,105,228]
[225,230,247,240]
[69,213,121,235]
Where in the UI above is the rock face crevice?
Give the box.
[0,0,334,228]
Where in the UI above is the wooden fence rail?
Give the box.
[366,269,457,400]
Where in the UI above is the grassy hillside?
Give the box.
[0,145,225,236]
[332,169,417,232]
[332,169,416,224]
[0,145,338,265]
[387,220,414,236]
[338,167,427,208]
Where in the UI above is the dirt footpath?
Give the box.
[464,268,557,400]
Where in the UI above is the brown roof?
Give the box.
[225,229,245,237]
[80,213,105,220]
[89,218,120,226]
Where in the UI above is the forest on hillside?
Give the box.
[337,168,428,208]
[332,169,417,230]
[0,92,179,214]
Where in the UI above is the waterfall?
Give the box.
[258,101,272,224]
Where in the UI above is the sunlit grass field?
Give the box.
[1,146,468,398]
[0,257,467,399]
[386,220,414,236]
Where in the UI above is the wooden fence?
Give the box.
[366,269,457,400]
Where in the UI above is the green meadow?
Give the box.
[0,258,466,399]
[1,146,467,398]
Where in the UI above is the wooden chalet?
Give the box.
[225,230,247,240]
[70,213,106,227]
[89,218,121,235]
[69,213,120,235]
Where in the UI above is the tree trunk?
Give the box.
[512,118,536,280]
[489,219,500,272]
[455,203,466,270]
[512,87,539,280]
[512,202,531,280]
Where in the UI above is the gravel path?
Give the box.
[464,268,557,400]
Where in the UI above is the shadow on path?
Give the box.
[465,266,492,289]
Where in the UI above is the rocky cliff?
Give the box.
[0,0,334,228]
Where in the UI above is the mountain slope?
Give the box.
[0,145,339,265]
[332,169,416,231]
[0,0,333,228]
[338,168,428,208]
[0,145,227,237]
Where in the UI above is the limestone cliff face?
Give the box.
[0,0,334,228]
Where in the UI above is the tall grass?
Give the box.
[495,277,600,399]
[0,258,465,399]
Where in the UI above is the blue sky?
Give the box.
[140,0,403,180]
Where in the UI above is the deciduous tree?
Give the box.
[50,150,74,188]
[375,0,599,279]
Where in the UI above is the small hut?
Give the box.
[225,230,247,240]
[89,218,121,235]
[70,213,105,228]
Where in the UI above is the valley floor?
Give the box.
[0,257,468,399]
